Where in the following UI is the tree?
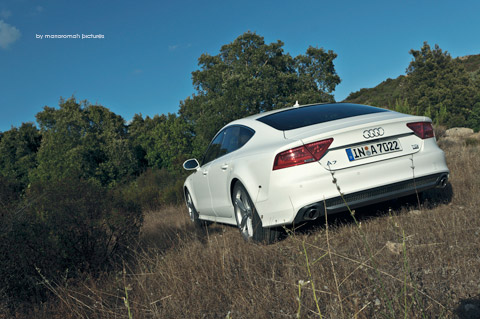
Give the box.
[0,123,41,188]
[179,32,341,155]
[128,113,193,172]
[406,42,480,129]
[32,97,138,186]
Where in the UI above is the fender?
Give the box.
[229,152,272,206]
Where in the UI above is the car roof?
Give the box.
[228,102,391,131]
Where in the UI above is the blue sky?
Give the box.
[1,0,479,132]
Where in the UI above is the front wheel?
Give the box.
[185,189,206,229]
[232,183,281,244]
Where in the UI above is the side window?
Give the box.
[202,129,226,165]
[202,125,255,166]
[221,126,255,154]
[237,126,254,149]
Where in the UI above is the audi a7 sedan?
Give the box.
[183,102,450,243]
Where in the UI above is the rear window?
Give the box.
[257,103,390,131]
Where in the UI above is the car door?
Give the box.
[208,126,255,218]
[190,129,226,215]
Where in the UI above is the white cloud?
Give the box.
[168,43,192,51]
[0,20,21,49]
[0,9,12,19]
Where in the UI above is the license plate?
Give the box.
[346,139,402,161]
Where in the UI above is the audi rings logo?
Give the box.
[363,127,385,139]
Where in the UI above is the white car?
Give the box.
[183,103,449,243]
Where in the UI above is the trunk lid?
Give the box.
[284,112,428,171]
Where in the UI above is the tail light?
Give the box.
[273,138,333,170]
[407,122,434,139]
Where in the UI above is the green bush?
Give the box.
[0,177,142,308]
[122,168,186,211]
[160,178,185,205]
[0,213,52,305]
[0,175,21,214]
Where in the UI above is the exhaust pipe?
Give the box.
[303,207,320,221]
[437,174,448,189]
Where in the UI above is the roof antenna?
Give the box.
[293,100,300,107]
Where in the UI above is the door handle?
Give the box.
[202,170,208,176]
[221,164,229,170]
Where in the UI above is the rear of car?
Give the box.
[253,103,449,227]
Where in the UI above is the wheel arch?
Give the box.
[229,171,267,209]
[230,178,240,202]
[231,154,272,203]
[183,179,199,209]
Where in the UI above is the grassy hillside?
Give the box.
[459,54,480,73]
[342,76,407,108]
[15,137,480,319]
[344,54,480,108]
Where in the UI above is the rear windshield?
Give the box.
[257,103,390,131]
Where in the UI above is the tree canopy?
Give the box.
[0,122,41,189]
[405,43,480,128]
[346,42,480,130]
[32,97,138,186]
[128,113,193,173]
[179,32,341,154]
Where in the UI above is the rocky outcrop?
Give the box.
[439,127,479,146]
[445,127,474,138]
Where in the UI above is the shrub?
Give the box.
[465,137,480,146]
[0,176,142,308]
[122,168,186,211]
[0,175,22,213]
[160,178,185,205]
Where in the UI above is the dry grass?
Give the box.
[14,142,480,318]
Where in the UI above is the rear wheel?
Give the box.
[232,183,281,244]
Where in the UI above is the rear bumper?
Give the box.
[293,172,448,224]
[257,140,449,227]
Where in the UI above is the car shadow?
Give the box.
[420,181,454,208]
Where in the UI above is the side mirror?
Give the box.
[183,158,200,170]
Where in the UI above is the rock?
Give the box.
[410,209,422,216]
[445,127,474,138]
[386,241,403,255]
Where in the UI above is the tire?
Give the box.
[232,182,281,244]
[185,189,206,229]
